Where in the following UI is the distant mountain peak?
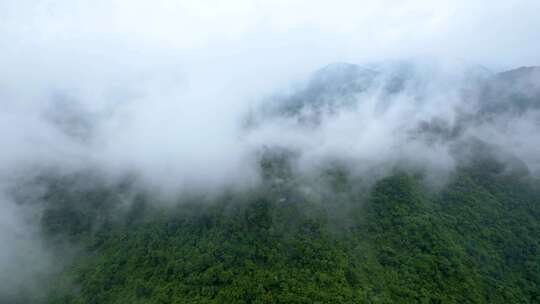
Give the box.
[311,62,377,84]
[497,66,540,81]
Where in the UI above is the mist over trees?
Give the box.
[2,1,540,303]
[2,61,540,303]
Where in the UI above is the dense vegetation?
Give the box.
[12,148,535,304]
[7,64,540,303]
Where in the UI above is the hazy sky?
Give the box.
[2,1,540,73]
[0,0,539,189]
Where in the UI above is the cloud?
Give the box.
[0,0,539,203]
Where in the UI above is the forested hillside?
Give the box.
[25,149,538,304]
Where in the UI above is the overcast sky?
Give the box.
[0,0,539,189]
[2,0,540,73]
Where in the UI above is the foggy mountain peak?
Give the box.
[478,65,540,116]
[497,66,540,80]
[310,62,378,86]
[266,59,497,122]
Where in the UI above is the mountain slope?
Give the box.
[42,155,540,304]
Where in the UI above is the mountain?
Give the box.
[273,60,497,119]
[275,63,378,116]
[5,62,540,304]
[479,66,540,116]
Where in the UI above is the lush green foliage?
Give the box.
[34,155,540,303]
